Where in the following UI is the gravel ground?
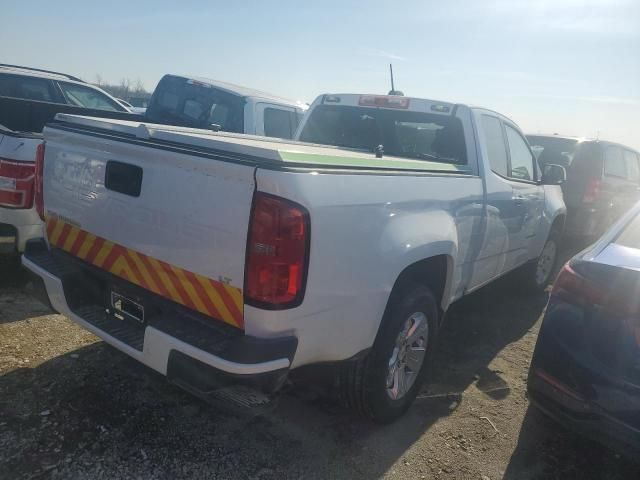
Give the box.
[2,251,640,480]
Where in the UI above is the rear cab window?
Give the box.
[299,104,467,164]
[146,76,244,132]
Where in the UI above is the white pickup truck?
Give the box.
[144,74,307,139]
[24,94,566,422]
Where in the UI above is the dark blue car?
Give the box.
[528,202,640,455]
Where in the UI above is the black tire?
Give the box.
[519,231,560,292]
[0,254,28,288]
[339,284,439,423]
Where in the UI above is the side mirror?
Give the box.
[541,163,566,185]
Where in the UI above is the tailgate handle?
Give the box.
[105,161,143,197]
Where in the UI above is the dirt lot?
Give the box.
[2,252,640,480]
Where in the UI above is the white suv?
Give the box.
[0,65,129,257]
[0,64,129,113]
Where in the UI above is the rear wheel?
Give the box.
[339,284,439,423]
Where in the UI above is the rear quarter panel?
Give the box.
[249,169,484,367]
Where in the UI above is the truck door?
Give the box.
[502,123,544,267]
[255,103,300,139]
[471,114,515,287]
[474,114,544,286]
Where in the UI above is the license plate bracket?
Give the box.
[109,290,145,324]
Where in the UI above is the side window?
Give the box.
[264,107,295,139]
[505,125,535,181]
[0,73,55,102]
[481,115,509,177]
[19,77,55,102]
[604,146,626,178]
[624,150,640,182]
[0,73,15,97]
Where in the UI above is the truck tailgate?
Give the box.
[42,124,255,329]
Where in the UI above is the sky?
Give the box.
[1,0,639,150]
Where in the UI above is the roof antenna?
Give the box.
[388,63,404,96]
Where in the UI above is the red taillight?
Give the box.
[552,262,605,306]
[245,192,309,308]
[34,143,45,220]
[582,177,601,203]
[358,95,410,109]
[0,157,35,209]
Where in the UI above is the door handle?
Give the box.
[512,195,525,205]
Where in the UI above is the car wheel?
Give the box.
[339,284,439,423]
[520,234,559,292]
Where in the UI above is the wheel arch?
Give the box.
[385,254,454,327]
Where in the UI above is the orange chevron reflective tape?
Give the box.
[45,217,244,329]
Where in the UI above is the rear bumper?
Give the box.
[528,374,640,455]
[22,240,297,395]
[528,299,640,455]
[0,206,42,254]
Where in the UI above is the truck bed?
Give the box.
[50,114,473,174]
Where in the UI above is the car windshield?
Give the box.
[299,105,467,164]
[526,136,579,168]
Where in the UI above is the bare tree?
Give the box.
[119,78,131,98]
[133,79,146,94]
[91,77,151,101]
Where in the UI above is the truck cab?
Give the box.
[145,74,306,139]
